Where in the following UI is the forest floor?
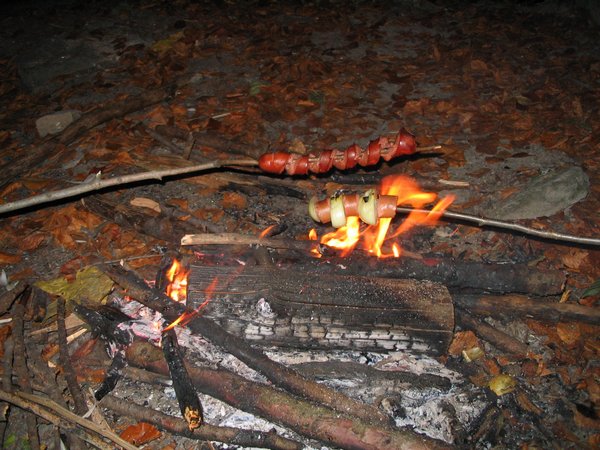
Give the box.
[0,1,599,449]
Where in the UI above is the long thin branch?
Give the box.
[396,207,600,246]
[0,389,114,450]
[0,389,138,450]
[0,159,258,216]
[100,394,303,450]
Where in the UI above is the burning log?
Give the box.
[126,341,449,450]
[102,264,392,426]
[188,265,454,355]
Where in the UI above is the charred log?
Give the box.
[188,264,454,355]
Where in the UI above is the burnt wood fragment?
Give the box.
[188,265,454,355]
[161,328,203,430]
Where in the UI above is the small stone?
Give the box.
[35,110,81,137]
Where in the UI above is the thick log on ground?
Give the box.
[292,255,565,296]
[454,294,600,325]
[188,265,454,355]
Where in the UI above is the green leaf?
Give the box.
[582,278,600,298]
[4,434,16,446]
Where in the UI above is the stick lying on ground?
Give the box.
[101,394,304,450]
[0,159,258,215]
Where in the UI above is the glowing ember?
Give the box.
[165,259,190,303]
[313,175,455,258]
[259,225,276,238]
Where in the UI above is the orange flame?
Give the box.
[165,259,190,304]
[319,216,361,257]
[315,175,455,258]
[259,225,276,238]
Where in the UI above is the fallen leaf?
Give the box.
[120,422,162,445]
[35,266,114,308]
[562,249,589,271]
[21,232,47,251]
[470,59,488,71]
[448,330,480,356]
[0,251,21,264]
[130,197,162,213]
[556,322,581,347]
[222,192,247,210]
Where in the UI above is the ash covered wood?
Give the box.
[189,265,454,355]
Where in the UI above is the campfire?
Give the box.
[1,3,599,447]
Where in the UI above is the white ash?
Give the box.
[390,385,489,443]
[110,294,486,446]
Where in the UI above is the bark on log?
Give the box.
[294,255,565,295]
[454,294,600,325]
[102,264,391,426]
[126,341,448,450]
[188,265,454,355]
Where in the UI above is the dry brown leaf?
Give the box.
[0,251,21,264]
[167,198,189,210]
[561,249,589,270]
[556,322,581,347]
[222,191,247,210]
[470,59,488,71]
[130,197,162,213]
[448,330,480,356]
[120,422,162,445]
[21,232,47,251]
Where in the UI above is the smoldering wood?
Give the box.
[454,294,600,325]
[126,341,449,450]
[293,254,565,295]
[100,394,304,450]
[188,265,454,356]
[102,264,392,426]
[161,328,203,430]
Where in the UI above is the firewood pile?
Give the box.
[0,1,599,449]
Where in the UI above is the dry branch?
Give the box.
[126,341,448,450]
[57,297,88,415]
[181,232,314,251]
[11,296,40,450]
[455,308,530,356]
[0,158,257,215]
[0,389,136,450]
[396,207,600,247]
[102,264,391,426]
[100,394,303,450]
